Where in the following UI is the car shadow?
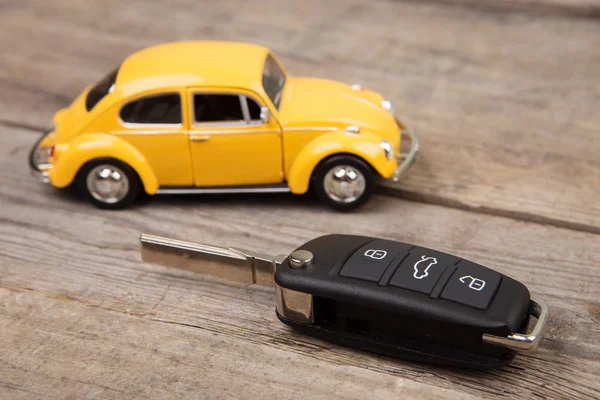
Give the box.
[48,185,379,214]
[138,189,322,211]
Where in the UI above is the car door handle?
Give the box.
[190,135,211,142]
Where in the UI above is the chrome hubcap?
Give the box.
[323,165,366,203]
[86,164,130,204]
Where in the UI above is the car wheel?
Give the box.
[76,158,139,209]
[312,155,374,211]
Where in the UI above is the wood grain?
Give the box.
[1,290,481,400]
[1,127,599,399]
[0,0,599,232]
[1,0,599,398]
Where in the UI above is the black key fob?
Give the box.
[140,233,548,369]
[275,234,548,369]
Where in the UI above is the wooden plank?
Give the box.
[1,127,599,399]
[0,290,478,400]
[0,1,599,233]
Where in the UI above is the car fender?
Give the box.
[48,133,159,194]
[286,130,396,194]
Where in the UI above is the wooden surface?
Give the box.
[0,1,599,399]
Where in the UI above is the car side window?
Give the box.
[194,94,244,124]
[246,97,262,121]
[120,93,182,124]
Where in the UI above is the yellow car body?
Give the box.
[30,41,418,209]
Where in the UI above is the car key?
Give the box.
[140,233,548,369]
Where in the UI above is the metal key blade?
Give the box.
[140,234,286,286]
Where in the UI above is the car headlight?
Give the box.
[381,99,393,114]
[380,140,394,160]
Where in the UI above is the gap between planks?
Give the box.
[395,0,600,20]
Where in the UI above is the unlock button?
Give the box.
[441,261,501,309]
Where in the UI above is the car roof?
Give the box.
[115,41,271,95]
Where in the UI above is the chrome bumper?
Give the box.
[391,122,419,182]
[29,131,52,183]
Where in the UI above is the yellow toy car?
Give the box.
[30,41,418,210]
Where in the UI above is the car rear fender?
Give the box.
[49,133,159,194]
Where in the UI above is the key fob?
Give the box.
[275,234,548,369]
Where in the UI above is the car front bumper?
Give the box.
[391,119,419,182]
[29,131,53,183]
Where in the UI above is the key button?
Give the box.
[389,248,459,294]
[340,240,412,282]
[441,261,502,309]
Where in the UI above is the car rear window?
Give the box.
[120,93,182,125]
[85,67,119,112]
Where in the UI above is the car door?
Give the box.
[111,91,193,186]
[187,89,283,187]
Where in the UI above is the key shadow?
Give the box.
[279,324,522,379]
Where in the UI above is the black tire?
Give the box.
[75,158,140,210]
[312,155,374,211]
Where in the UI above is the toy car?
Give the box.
[29,41,418,210]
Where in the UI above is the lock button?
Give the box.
[440,260,502,309]
[340,240,412,282]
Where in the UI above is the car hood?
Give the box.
[279,77,399,144]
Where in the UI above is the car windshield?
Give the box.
[262,54,286,110]
[85,67,119,111]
